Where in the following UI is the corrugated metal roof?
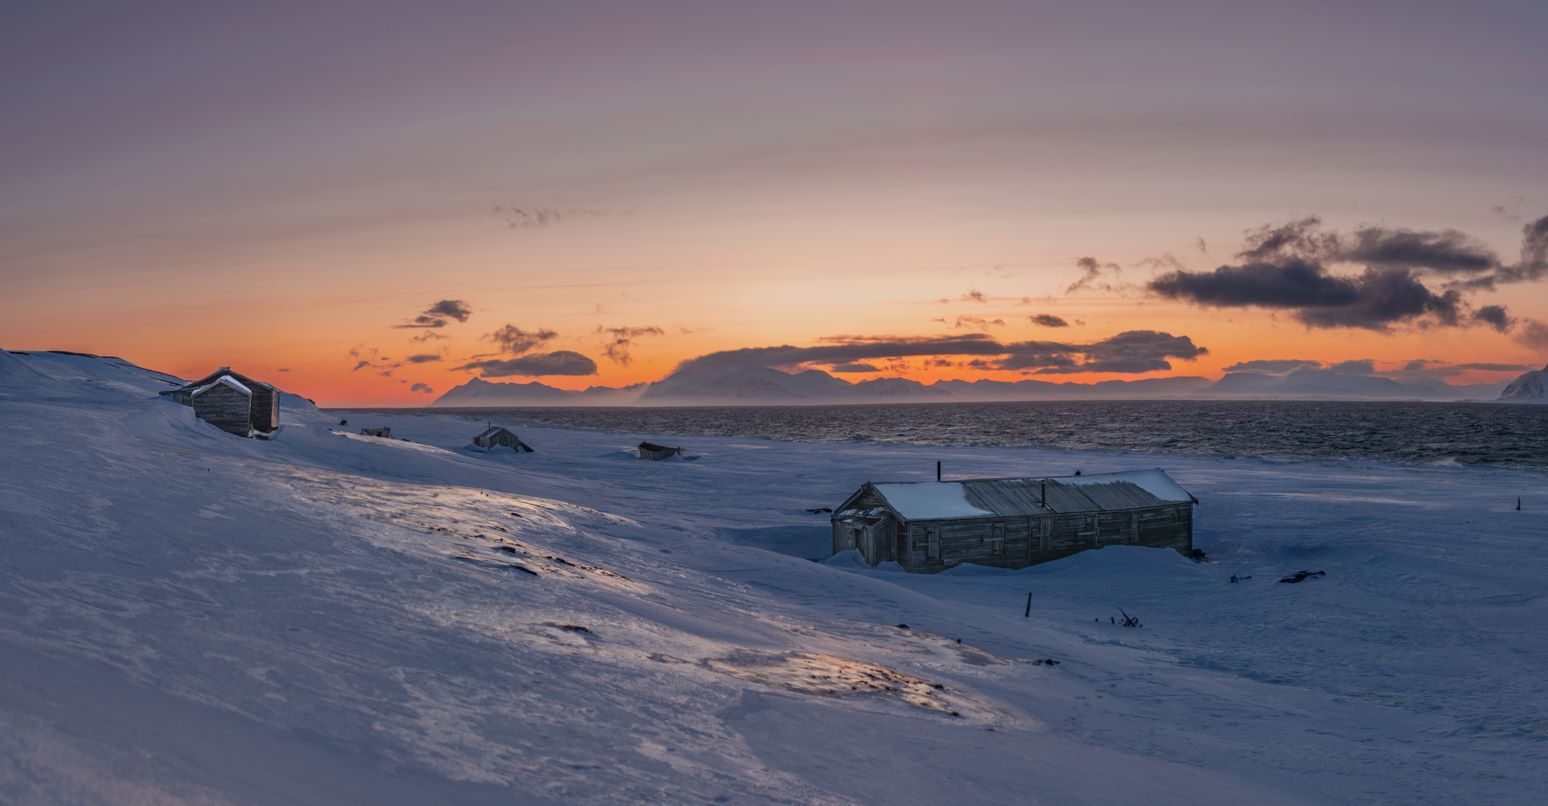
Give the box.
[868,470,1194,520]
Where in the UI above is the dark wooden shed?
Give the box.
[190,376,255,436]
[161,367,280,434]
[637,442,684,461]
[832,470,1197,572]
[473,426,533,452]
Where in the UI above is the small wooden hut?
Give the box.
[832,469,1197,573]
[473,426,533,452]
[637,442,684,461]
[161,367,280,434]
[359,427,392,438]
[190,376,255,436]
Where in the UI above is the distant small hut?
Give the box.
[473,426,533,452]
[161,367,280,436]
[359,427,392,438]
[637,441,684,461]
[832,469,1197,573]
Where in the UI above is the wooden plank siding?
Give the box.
[894,503,1192,573]
[191,383,253,436]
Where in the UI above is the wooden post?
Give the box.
[1024,591,1032,618]
[936,461,942,482]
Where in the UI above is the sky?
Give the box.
[2,0,1547,405]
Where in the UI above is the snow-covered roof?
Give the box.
[190,375,252,397]
[864,470,1195,521]
[870,482,994,520]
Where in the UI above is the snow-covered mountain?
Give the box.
[1200,367,1499,400]
[431,376,645,407]
[1498,364,1548,402]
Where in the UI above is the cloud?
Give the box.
[492,206,606,230]
[1149,258,1465,331]
[487,324,559,355]
[1341,227,1498,275]
[395,299,473,329]
[410,383,434,394]
[351,360,372,371]
[1068,257,1123,294]
[276,368,290,372]
[952,315,1005,329]
[961,289,988,303]
[405,353,442,364]
[1516,319,1548,350]
[597,325,666,365]
[670,331,1205,378]
[1472,305,1512,332]
[1000,330,1207,374]
[1029,314,1069,328]
[1222,358,1323,374]
[455,350,598,377]
[1195,236,1208,254]
[411,331,449,342]
[828,362,880,373]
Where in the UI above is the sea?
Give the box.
[355,400,1548,470]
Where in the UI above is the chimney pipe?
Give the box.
[1041,479,1046,508]
[936,461,942,482]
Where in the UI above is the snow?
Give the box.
[870,482,996,519]
[1056,468,1196,503]
[1,349,1546,804]
[190,374,252,397]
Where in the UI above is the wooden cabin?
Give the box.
[190,376,256,436]
[832,470,1197,573]
[637,442,684,461]
[473,426,533,452]
[161,367,280,434]
[359,427,392,438]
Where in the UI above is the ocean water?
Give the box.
[361,400,1548,470]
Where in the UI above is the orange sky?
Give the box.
[2,4,1546,405]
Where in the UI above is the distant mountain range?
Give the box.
[1498,364,1548,402]
[431,363,1518,407]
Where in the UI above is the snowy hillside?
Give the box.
[2,348,1546,804]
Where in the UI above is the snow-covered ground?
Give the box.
[1,350,1544,804]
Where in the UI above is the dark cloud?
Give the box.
[1341,227,1497,275]
[1195,236,1208,254]
[828,362,880,373]
[1222,358,1323,374]
[1472,305,1512,332]
[410,383,434,394]
[411,331,449,342]
[1150,259,1463,331]
[597,325,666,365]
[492,206,605,230]
[1068,256,1122,294]
[670,330,1205,378]
[488,324,559,355]
[961,289,988,303]
[395,299,473,329]
[1516,319,1548,350]
[405,353,442,364]
[1002,330,1207,374]
[1236,216,1335,261]
[276,368,290,372]
[1029,314,1069,328]
[455,350,598,377]
[351,360,372,371]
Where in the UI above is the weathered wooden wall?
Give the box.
[192,384,253,436]
[895,503,1192,573]
[250,389,279,432]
